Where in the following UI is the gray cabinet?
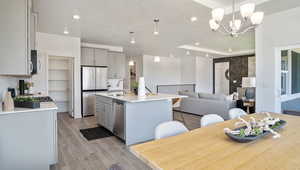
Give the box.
[107,52,126,79]
[96,96,113,130]
[81,47,108,66]
[81,47,94,66]
[94,48,108,66]
[0,0,33,75]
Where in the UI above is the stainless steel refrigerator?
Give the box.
[81,66,108,117]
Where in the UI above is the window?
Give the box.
[281,49,300,96]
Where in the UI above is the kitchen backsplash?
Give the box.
[0,76,29,101]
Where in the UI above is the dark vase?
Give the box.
[133,88,138,95]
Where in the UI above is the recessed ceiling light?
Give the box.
[190,16,198,22]
[186,51,191,55]
[228,48,233,52]
[206,54,209,57]
[73,14,80,20]
[195,42,200,46]
[63,26,69,34]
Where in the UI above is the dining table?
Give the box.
[130,113,300,170]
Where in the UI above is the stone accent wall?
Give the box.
[213,55,255,94]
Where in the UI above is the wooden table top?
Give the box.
[130,113,300,170]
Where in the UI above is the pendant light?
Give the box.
[153,18,160,35]
[63,25,69,35]
[129,56,134,66]
[129,32,136,44]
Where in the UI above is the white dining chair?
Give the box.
[228,108,247,120]
[201,114,224,127]
[155,121,189,140]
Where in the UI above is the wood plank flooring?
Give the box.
[51,111,201,170]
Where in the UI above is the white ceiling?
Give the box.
[33,0,300,58]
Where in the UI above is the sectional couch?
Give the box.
[177,91,236,120]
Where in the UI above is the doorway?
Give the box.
[214,62,230,95]
[48,56,75,117]
[276,45,300,115]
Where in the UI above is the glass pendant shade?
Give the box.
[212,8,225,22]
[209,19,220,31]
[130,37,136,44]
[240,3,255,19]
[229,19,242,31]
[251,12,264,25]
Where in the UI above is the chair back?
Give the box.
[201,114,224,127]
[229,108,247,119]
[155,121,189,139]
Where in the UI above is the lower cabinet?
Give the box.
[96,96,113,131]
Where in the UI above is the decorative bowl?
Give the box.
[225,120,287,143]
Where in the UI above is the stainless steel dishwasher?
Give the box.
[112,100,125,140]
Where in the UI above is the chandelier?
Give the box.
[209,0,264,37]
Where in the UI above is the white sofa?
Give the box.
[177,91,236,120]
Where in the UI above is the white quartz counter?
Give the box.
[95,92,187,103]
[0,102,58,116]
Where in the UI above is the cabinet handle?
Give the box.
[30,61,33,73]
[38,59,42,72]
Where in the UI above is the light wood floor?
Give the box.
[51,111,201,170]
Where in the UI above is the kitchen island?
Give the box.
[0,102,58,170]
[95,92,186,145]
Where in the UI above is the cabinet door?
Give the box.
[107,52,125,78]
[96,101,105,126]
[94,48,108,66]
[81,47,94,66]
[105,103,114,131]
[0,0,29,75]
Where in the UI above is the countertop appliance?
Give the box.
[81,66,108,117]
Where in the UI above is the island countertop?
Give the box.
[95,92,187,103]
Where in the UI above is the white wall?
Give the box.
[180,56,196,84]
[256,7,300,112]
[0,76,24,100]
[143,55,181,92]
[195,57,213,93]
[36,32,81,118]
[143,55,212,93]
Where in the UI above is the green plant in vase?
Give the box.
[132,81,139,95]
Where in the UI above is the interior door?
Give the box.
[215,62,230,95]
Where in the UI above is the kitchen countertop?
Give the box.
[0,102,58,116]
[95,92,187,103]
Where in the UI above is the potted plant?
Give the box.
[14,97,40,108]
[132,81,139,95]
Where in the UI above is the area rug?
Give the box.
[80,126,114,141]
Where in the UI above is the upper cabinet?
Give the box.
[94,48,108,66]
[0,0,35,75]
[81,47,108,66]
[81,47,126,79]
[81,47,95,66]
[107,52,125,79]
